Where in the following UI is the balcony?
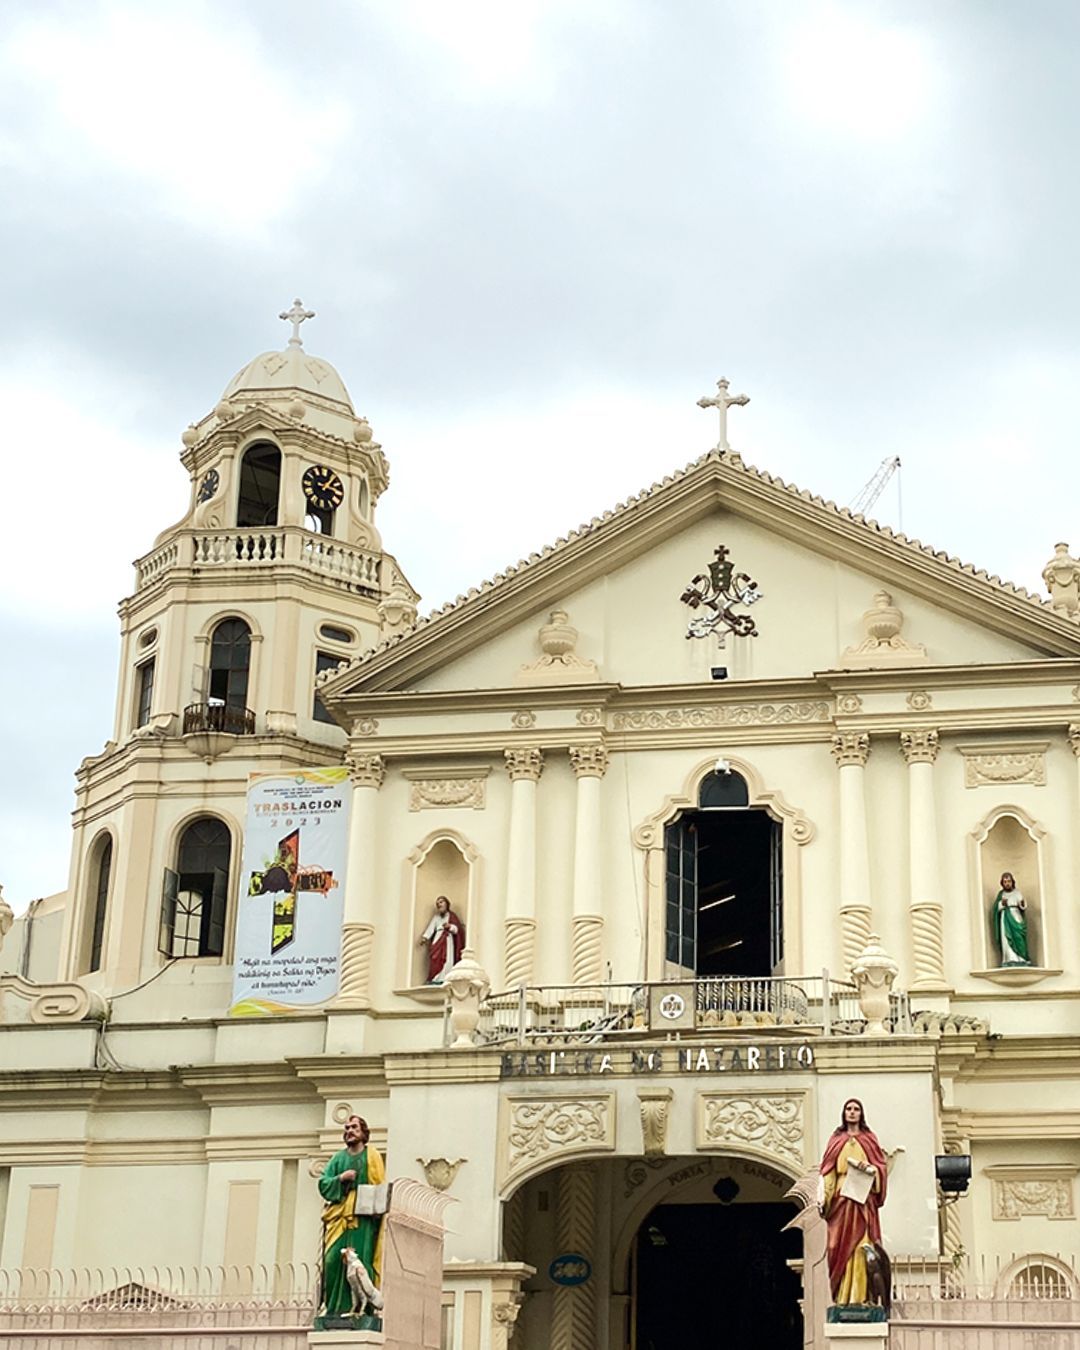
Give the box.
[182,702,256,736]
[135,526,382,594]
[475,974,913,1046]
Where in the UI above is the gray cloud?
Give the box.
[1,0,1078,903]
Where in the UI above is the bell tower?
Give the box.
[58,304,418,994]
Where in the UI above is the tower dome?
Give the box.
[213,300,358,439]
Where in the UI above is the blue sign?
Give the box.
[549,1253,592,1286]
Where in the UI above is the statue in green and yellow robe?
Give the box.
[318,1115,386,1319]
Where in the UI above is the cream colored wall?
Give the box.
[413,512,1050,694]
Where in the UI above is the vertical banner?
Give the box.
[230,767,351,1016]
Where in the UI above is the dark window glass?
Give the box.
[319,624,354,645]
[698,771,749,808]
[236,443,281,527]
[135,659,155,727]
[88,838,112,972]
[313,650,341,724]
[161,817,232,958]
[209,619,251,708]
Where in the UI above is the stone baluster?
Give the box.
[831,733,873,974]
[503,748,544,989]
[569,745,608,985]
[336,753,385,1007]
[901,729,947,989]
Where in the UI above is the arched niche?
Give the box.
[632,755,815,979]
[969,805,1055,981]
[402,830,480,992]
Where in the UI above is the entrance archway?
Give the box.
[504,1152,813,1350]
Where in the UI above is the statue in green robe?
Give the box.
[317,1114,386,1326]
[991,872,1031,966]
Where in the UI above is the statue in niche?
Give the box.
[818,1098,890,1317]
[316,1114,387,1330]
[991,871,1032,966]
[417,895,466,984]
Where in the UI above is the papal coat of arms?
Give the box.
[680,545,763,644]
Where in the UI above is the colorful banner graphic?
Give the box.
[230,767,350,1016]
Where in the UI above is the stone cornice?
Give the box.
[320,452,1080,696]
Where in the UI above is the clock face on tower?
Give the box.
[196,468,220,503]
[302,465,344,511]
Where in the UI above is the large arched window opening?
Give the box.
[665,769,783,979]
[159,817,232,959]
[84,835,113,973]
[236,443,281,527]
[209,618,252,709]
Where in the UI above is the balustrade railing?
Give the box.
[182,702,256,736]
[135,527,382,593]
[475,973,871,1046]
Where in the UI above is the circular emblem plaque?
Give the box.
[658,993,686,1020]
[549,1254,592,1287]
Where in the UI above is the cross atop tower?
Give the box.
[279,298,315,348]
[697,377,750,452]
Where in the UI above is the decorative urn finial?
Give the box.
[850,932,899,1035]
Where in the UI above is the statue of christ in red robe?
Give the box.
[417,896,465,984]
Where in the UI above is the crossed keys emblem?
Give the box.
[680,545,763,644]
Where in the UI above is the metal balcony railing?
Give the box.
[474,973,883,1046]
[182,702,256,736]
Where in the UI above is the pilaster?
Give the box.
[569,746,608,984]
[900,729,947,991]
[335,753,385,1008]
[503,749,543,988]
[831,733,872,973]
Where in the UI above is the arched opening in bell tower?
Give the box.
[237,442,282,527]
[664,770,784,978]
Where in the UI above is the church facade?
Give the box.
[1,315,1078,1349]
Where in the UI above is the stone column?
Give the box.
[336,752,385,1007]
[831,733,873,974]
[901,728,947,989]
[568,745,608,985]
[503,748,543,989]
[551,1163,597,1350]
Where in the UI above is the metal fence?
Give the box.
[892,1255,1080,1349]
[0,1265,316,1350]
[473,973,906,1046]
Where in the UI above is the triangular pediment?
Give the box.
[321,449,1080,699]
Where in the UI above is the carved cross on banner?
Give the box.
[279,298,315,347]
[697,377,750,452]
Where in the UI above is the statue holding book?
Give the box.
[818,1099,890,1314]
[316,1114,388,1329]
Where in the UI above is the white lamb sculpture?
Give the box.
[342,1247,384,1318]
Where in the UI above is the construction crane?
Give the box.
[849,455,902,524]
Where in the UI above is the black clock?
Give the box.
[302,465,344,511]
[196,468,219,503]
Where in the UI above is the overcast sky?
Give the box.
[1,0,1078,908]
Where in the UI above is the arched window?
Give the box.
[209,619,251,709]
[236,443,281,527]
[85,836,113,973]
[698,770,750,808]
[159,817,232,959]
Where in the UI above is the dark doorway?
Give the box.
[665,808,782,977]
[634,1202,801,1350]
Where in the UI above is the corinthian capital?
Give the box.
[1069,724,1080,758]
[900,728,940,764]
[505,747,544,782]
[569,745,609,779]
[831,732,870,768]
[347,752,385,789]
